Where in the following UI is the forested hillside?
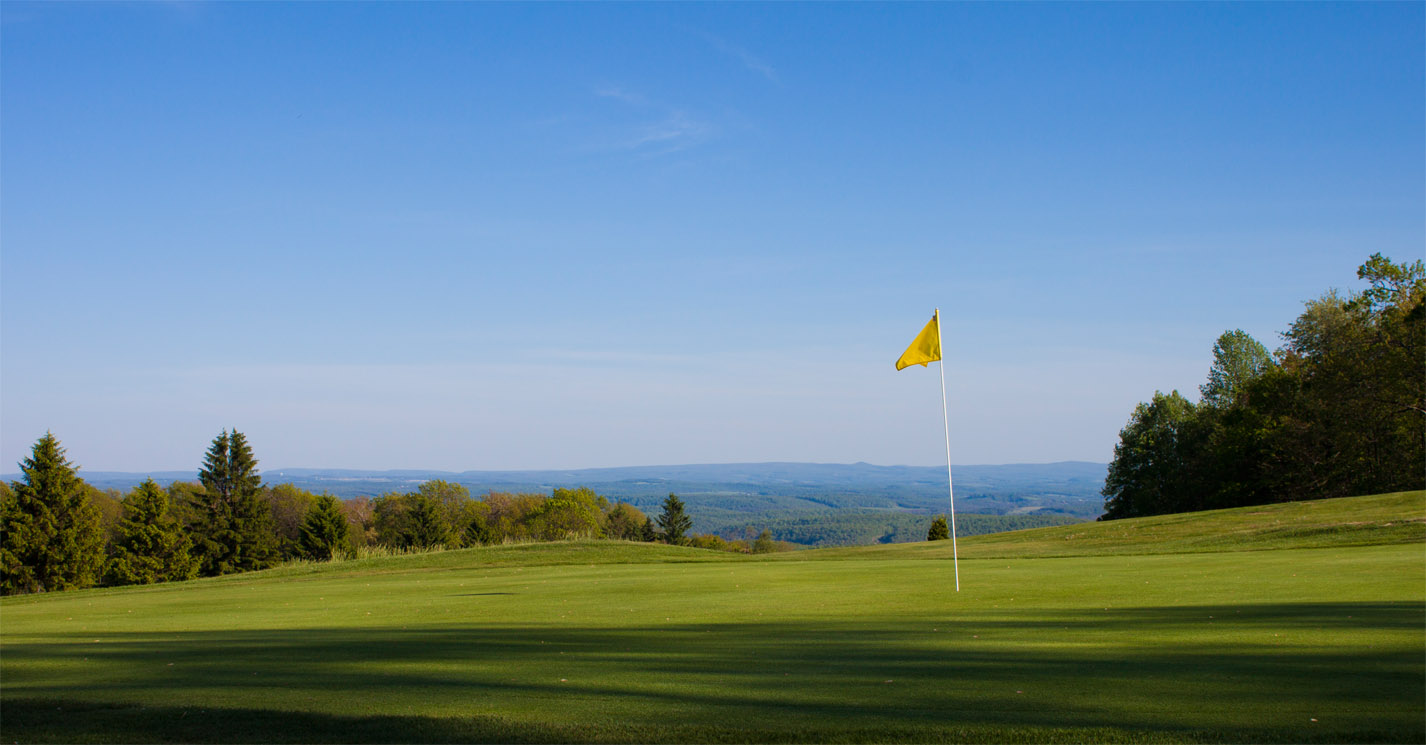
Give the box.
[1103,254,1424,519]
[1,431,1083,595]
[60,461,1108,519]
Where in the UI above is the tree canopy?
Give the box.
[298,494,351,561]
[105,479,197,586]
[1102,255,1425,520]
[656,493,692,545]
[1,433,105,594]
[192,429,275,575]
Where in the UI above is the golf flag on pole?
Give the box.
[895,313,941,370]
[895,309,961,591]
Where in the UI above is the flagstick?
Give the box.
[935,308,960,591]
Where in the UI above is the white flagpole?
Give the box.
[935,308,960,591]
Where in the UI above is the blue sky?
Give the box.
[2,2,1422,472]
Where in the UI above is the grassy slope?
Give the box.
[2,492,1422,744]
[798,490,1426,560]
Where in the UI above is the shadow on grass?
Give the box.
[4,697,1411,745]
[3,602,1422,743]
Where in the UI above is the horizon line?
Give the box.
[4,459,1109,478]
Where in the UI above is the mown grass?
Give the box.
[2,493,1422,743]
[800,490,1426,561]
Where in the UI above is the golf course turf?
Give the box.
[2,491,1422,743]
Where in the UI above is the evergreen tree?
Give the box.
[926,516,950,541]
[404,493,450,548]
[297,494,351,561]
[105,479,197,586]
[0,433,105,594]
[656,493,691,545]
[192,429,275,576]
[639,517,657,542]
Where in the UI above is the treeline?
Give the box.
[0,431,783,596]
[1102,254,1424,520]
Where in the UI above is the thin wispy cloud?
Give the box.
[590,85,718,154]
[702,32,779,84]
[594,86,649,106]
[628,110,715,151]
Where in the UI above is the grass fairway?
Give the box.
[3,493,1422,743]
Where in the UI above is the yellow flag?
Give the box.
[895,311,941,370]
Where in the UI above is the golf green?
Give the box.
[2,493,1422,743]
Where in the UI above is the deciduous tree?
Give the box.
[603,502,649,541]
[1200,330,1274,409]
[264,484,319,559]
[1101,391,1202,519]
[527,487,605,541]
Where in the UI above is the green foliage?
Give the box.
[525,487,605,541]
[657,493,692,545]
[372,484,471,549]
[87,486,124,550]
[105,479,197,586]
[640,517,658,542]
[383,492,453,549]
[263,484,319,560]
[603,502,649,541]
[192,429,275,576]
[164,481,206,528]
[297,494,351,561]
[1199,329,1274,409]
[0,434,105,594]
[371,492,410,547]
[463,505,492,547]
[479,492,546,543]
[926,516,950,541]
[684,533,738,552]
[1101,391,1201,519]
[752,528,777,554]
[1277,255,1426,499]
[1103,255,1424,521]
[417,480,473,547]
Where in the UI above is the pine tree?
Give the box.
[639,517,657,542]
[656,493,691,545]
[297,494,351,560]
[926,516,950,541]
[404,493,450,548]
[0,433,105,594]
[105,479,197,586]
[192,429,275,576]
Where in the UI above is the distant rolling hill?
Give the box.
[22,461,1108,541]
[50,453,1106,519]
